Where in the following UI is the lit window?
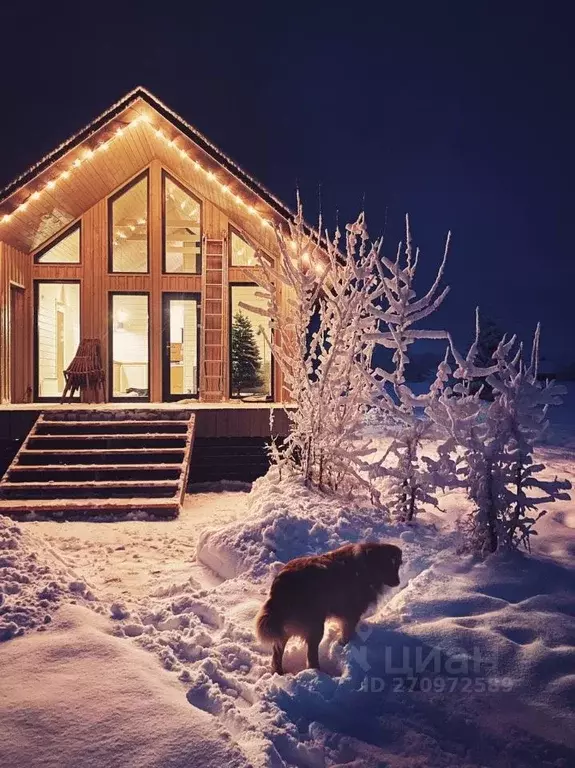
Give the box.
[230,230,257,266]
[109,174,149,272]
[164,174,201,273]
[35,225,80,264]
[230,284,272,400]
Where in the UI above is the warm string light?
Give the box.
[0,113,274,229]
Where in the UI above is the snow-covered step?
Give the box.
[0,409,195,518]
[0,497,181,517]
[35,421,189,434]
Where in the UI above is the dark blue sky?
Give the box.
[1,2,573,365]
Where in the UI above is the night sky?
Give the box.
[1,2,573,366]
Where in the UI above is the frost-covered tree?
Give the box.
[239,204,385,499]
[367,218,455,521]
[487,325,571,550]
[243,209,458,512]
[428,316,571,552]
[471,315,504,400]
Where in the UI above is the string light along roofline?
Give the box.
[0,113,274,230]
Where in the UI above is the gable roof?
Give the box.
[0,87,296,253]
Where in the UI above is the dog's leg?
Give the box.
[340,613,361,645]
[305,623,324,671]
[272,639,286,675]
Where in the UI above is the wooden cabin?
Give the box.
[0,87,293,409]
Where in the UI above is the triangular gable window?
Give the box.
[34,224,80,264]
[230,230,257,266]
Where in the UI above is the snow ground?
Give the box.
[1,398,574,767]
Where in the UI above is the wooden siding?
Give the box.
[0,242,32,403]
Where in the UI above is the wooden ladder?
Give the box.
[201,236,227,401]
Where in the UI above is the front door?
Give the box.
[162,293,201,401]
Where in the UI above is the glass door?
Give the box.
[109,292,150,400]
[162,293,200,401]
[35,281,80,400]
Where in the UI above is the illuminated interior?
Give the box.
[164,176,201,273]
[110,175,149,272]
[36,282,80,397]
[166,296,199,397]
[111,294,149,398]
[36,225,80,263]
[230,231,257,266]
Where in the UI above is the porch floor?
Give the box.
[0,401,287,411]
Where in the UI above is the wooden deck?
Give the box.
[0,402,292,439]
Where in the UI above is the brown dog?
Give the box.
[256,542,402,674]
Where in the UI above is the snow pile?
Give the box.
[0,604,251,768]
[0,515,98,641]
[197,468,443,584]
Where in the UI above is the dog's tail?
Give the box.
[255,597,284,646]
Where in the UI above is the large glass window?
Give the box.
[36,282,80,398]
[109,173,149,273]
[230,230,257,267]
[230,284,272,400]
[163,174,201,273]
[35,224,80,264]
[110,294,149,399]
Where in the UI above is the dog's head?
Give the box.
[360,542,403,588]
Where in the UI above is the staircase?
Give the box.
[0,409,195,518]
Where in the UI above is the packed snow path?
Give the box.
[27,489,247,599]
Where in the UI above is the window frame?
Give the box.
[34,222,82,265]
[229,281,274,401]
[108,291,151,402]
[33,279,81,402]
[162,171,203,275]
[108,170,150,274]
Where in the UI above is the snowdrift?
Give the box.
[0,604,250,768]
[0,515,98,641]
[190,470,575,765]
[196,469,435,584]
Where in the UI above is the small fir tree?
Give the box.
[231,312,264,396]
[472,315,504,400]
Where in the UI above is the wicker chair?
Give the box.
[61,339,106,403]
